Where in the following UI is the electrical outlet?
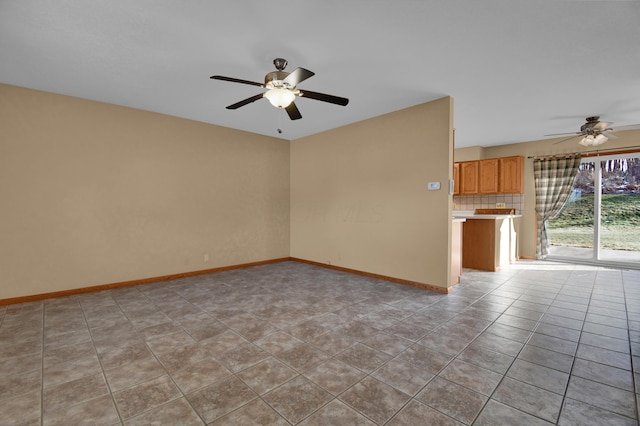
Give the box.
[496,202,506,208]
[203,253,210,262]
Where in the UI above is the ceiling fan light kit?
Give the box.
[546,116,640,147]
[211,58,349,121]
[264,88,295,108]
[579,133,608,147]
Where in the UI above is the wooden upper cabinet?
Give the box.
[453,163,460,195]
[459,161,478,195]
[454,155,524,195]
[478,158,499,194]
[499,156,524,194]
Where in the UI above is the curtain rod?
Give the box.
[527,145,640,159]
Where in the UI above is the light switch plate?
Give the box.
[428,181,441,190]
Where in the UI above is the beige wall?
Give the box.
[453,145,484,162]
[5,81,635,299]
[455,131,640,259]
[291,98,454,289]
[0,84,290,299]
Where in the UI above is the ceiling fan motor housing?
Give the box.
[581,116,600,134]
[264,71,293,89]
[580,116,613,135]
[273,58,287,71]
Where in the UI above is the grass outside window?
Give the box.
[547,193,640,251]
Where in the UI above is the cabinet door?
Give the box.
[459,161,478,195]
[462,219,497,271]
[499,156,524,193]
[453,163,460,195]
[479,159,499,194]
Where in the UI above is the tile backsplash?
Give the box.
[453,194,524,213]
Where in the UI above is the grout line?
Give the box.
[122,286,209,425]
[381,270,529,424]
[77,294,125,426]
[458,269,563,424]
[453,264,604,424]
[621,271,640,422]
[552,267,596,425]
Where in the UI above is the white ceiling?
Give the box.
[1,1,639,148]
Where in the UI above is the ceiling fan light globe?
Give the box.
[593,134,608,146]
[579,135,595,146]
[264,89,295,109]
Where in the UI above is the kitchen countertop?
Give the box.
[453,210,522,219]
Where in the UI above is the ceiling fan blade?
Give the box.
[211,75,264,87]
[285,101,302,120]
[298,89,349,106]
[593,121,613,131]
[613,123,640,131]
[544,132,580,137]
[283,67,315,87]
[552,135,581,145]
[602,131,618,140]
[226,93,264,110]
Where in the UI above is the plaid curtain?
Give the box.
[534,155,582,259]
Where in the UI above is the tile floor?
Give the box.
[1,260,639,425]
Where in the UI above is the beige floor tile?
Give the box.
[565,376,637,419]
[1,261,639,424]
[506,359,570,395]
[0,352,42,377]
[339,376,410,425]
[43,394,119,426]
[276,342,330,372]
[395,344,453,374]
[104,354,166,392]
[387,400,463,426]
[0,389,41,426]
[187,375,257,423]
[475,399,552,426]
[207,398,288,425]
[299,399,375,425]
[416,377,487,424]
[439,359,503,396]
[362,331,413,356]
[44,373,110,414]
[43,353,102,388]
[371,358,434,396]
[492,377,563,423]
[335,343,391,373]
[236,357,298,395]
[97,341,152,370]
[125,397,204,426]
[309,331,357,355]
[304,358,365,395]
[559,398,637,426]
[113,375,181,420]
[263,375,333,424]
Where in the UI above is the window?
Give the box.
[547,153,640,268]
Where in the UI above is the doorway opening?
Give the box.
[547,152,640,269]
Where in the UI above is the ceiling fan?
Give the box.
[546,116,640,147]
[210,58,349,120]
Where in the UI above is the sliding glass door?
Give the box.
[547,153,640,268]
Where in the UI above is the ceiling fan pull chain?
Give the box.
[277,108,284,134]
